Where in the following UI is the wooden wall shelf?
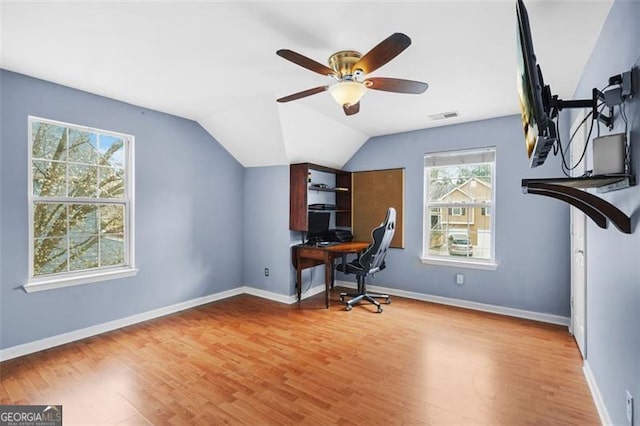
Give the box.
[522,174,635,234]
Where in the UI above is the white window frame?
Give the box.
[421,147,497,270]
[24,116,137,293]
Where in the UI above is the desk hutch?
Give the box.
[289,163,352,231]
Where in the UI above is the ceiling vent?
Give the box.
[428,111,459,121]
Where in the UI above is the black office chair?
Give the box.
[336,207,396,313]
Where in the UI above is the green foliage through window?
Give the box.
[30,119,130,277]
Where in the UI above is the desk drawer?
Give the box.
[298,248,325,260]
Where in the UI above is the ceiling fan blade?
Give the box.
[277,49,336,76]
[276,86,329,103]
[365,77,428,94]
[352,33,412,75]
[343,102,360,116]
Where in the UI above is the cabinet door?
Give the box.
[352,168,405,248]
[290,164,309,231]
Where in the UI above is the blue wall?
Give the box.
[343,114,571,316]
[242,165,329,297]
[569,1,640,423]
[0,70,245,349]
[243,166,292,295]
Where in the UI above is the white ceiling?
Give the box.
[0,0,612,168]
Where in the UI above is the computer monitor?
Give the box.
[307,211,330,242]
[516,0,557,168]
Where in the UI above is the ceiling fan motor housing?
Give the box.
[328,50,362,80]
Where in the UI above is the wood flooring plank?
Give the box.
[0,291,599,425]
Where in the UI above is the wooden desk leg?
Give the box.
[296,255,302,303]
[324,253,331,308]
[330,257,335,289]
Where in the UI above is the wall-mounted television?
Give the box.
[516,0,557,168]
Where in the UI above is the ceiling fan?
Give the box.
[276,33,429,116]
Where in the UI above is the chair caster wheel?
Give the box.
[385,298,391,305]
[346,305,352,311]
[377,306,383,313]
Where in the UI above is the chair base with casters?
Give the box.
[339,276,391,313]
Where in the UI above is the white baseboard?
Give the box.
[0,281,570,363]
[583,361,612,425]
[0,284,331,362]
[242,284,325,304]
[300,284,326,300]
[242,286,296,304]
[0,287,244,362]
[335,280,570,326]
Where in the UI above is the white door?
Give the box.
[570,112,587,359]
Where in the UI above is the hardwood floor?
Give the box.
[0,290,599,425]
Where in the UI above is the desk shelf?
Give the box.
[309,184,350,193]
[522,174,635,234]
[290,163,352,231]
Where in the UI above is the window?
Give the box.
[422,147,496,269]
[26,117,136,292]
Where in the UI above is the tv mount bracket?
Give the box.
[522,69,636,233]
[547,70,634,129]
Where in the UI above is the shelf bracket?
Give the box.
[522,181,631,234]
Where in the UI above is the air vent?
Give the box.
[428,111,459,121]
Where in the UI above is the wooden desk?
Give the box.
[292,241,370,308]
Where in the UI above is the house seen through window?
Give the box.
[423,147,496,267]
[28,117,134,286]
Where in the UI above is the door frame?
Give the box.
[569,111,588,359]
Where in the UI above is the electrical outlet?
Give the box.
[627,391,634,425]
[264,268,269,277]
[456,273,464,285]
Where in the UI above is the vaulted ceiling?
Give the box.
[0,1,613,168]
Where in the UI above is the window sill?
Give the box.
[420,256,498,271]
[23,267,139,293]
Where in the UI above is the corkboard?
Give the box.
[352,168,404,248]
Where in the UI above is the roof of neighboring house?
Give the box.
[433,177,491,202]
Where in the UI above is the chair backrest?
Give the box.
[358,207,396,274]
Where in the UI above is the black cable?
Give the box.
[558,114,592,176]
[564,102,609,175]
[555,109,594,176]
[557,82,631,176]
[564,113,596,175]
[598,102,607,138]
[563,109,593,160]
[558,83,614,174]
[551,116,560,156]
[621,101,631,173]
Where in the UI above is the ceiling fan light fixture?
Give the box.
[328,81,366,107]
